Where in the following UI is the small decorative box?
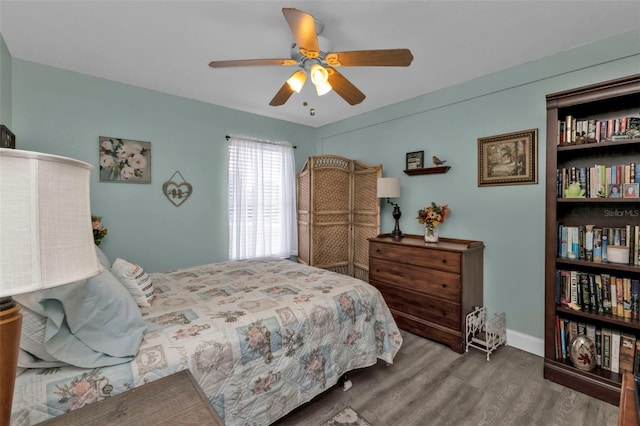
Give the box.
[607,245,629,264]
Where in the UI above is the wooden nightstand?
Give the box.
[369,234,484,353]
[36,369,224,425]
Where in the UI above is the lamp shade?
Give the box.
[0,149,102,297]
[377,177,400,198]
[286,70,306,93]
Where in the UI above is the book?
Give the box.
[570,270,579,306]
[595,274,604,314]
[600,228,608,262]
[595,327,602,366]
[601,273,612,314]
[560,226,568,258]
[632,279,640,320]
[616,276,624,317]
[627,225,638,265]
[584,225,594,261]
[619,333,636,374]
[579,273,590,311]
[610,275,617,314]
[586,323,596,345]
[611,329,621,373]
[588,274,598,312]
[568,320,578,345]
[623,278,632,319]
[634,339,640,374]
[594,227,603,262]
[602,328,612,371]
[560,319,567,360]
[555,315,562,359]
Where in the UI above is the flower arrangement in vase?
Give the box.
[92,215,108,246]
[416,202,450,243]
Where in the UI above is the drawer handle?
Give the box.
[376,249,381,253]
[441,283,447,288]
[441,258,447,264]
[441,311,447,317]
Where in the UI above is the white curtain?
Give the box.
[227,136,297,260]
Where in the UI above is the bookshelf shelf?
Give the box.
[556,306,640,331]
[557,198,640,204]
[556,258,640,274]
[403,166,450,176]
[557,138,640,152]
[544,74,640,406]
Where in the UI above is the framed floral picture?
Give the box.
[477,128,538,187]
[99,136,151,183]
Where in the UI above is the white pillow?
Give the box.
[111,258,154,307]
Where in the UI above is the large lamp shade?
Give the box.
[0,148,101,425]
[0,149,102,296]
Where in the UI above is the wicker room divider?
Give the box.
[297,155,381,281]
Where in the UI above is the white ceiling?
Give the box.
[1,1,639,128]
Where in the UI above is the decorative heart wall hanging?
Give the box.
[163,171,193,207]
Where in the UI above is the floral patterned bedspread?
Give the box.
[11,258,402,425]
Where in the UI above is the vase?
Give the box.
[424,226,439,243]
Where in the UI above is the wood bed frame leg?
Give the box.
[338,373,352,391]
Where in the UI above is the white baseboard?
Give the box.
[505,328,544,357]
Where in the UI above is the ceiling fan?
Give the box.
[208,8,414,107]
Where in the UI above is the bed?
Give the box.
[10,255,402,425]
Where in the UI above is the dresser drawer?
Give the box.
[369,257,460,302]
[369,241,461,274]
[371,280,461,330]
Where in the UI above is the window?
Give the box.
[227,136,297,260]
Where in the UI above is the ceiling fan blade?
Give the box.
[326,67,365,106]
[269,81,295,106]
[282,8,319,58]
[325,49,414,67]
[209,58,296,68]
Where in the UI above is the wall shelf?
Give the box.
[403,166,451,176]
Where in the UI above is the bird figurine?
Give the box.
[432,156,447,166]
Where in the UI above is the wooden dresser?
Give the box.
[368,234,484,353]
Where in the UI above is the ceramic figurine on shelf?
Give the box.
[565,182,586,198]
[432,155,446,166]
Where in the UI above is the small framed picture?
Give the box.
[406,151,424,170]
[99,136,151,183]
[623,183,639,198]
[608,184,622,198]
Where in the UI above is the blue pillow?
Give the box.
[16,267,147,368]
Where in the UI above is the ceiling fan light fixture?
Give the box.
[286,70,306,93]
[310,63,329,85]
[314,80,332,96]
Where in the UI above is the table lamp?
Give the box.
[377,177,403,240]
[0,148,102,425]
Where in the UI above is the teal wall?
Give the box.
[318,29,640,341]
[0,34,12,125]
[6,28,640,347]
[11,60,316,273]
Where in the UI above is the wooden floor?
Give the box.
[273,330,619,426]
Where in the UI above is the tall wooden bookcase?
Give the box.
[544,74,640,405]
[297,155,381,281]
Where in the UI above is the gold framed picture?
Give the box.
[478,128,538,187]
